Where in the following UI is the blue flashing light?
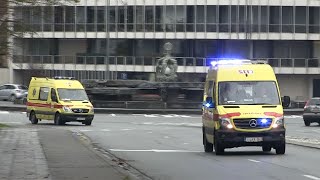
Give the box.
[205,103,211,108]
[261,118,268,124]
[210,59,251,67]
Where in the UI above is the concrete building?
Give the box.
[7,0,320,103]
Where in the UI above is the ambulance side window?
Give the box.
[39,87,49,101]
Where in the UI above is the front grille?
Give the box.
[233,118,272,129]
[72,108,89,113]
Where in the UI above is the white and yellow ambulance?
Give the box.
[27,77,94,125]
[202,60,290,155]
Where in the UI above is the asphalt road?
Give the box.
[1,111,320,180]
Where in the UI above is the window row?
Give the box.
[14,6,320,33]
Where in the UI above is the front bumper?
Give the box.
[216,129,285,148]
[60,114,94,122]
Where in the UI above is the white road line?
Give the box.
[147,131,153,134]
[110,114,116,117]
[164,136,170,139]
[183,143,189,145]
[101,129,111,132]
[303,175,320,180]
[0,122,22,124]
[248,159,260,163]
[109,149,201,153]
[0,111,9,114]
[121,128,134,131]
[180,115,191,118]
[144,115,158,118]
[79,130,93,132]
[162,115,174,118]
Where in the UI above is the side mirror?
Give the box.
[204,97,215,108]
[282,96,290,108]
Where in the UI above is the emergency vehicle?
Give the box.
[202,60,290,155]
[26,77,94,125]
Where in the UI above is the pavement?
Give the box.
[1,112,320,180]
[0,123,136,180]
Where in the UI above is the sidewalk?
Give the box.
[0,127,130,180]
[0,128,50,180]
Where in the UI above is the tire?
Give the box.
[54,113,65,125]
[214,132,224,155]
[30,111,38,124]
[84,120,92,126]
[9,95,16,102]
[275,143,286,155]
[304,120,311,126]
[262,145,272,152]
[203,132,213,153]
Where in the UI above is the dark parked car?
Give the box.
[303,97,320,126]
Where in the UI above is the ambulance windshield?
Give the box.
[218,81,280,105]
[57,89,89,101]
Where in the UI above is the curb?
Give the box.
[286,140,320,150]
[0,105,304,115]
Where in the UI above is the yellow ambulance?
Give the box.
[202,60,290,155]
[26,77,94,125]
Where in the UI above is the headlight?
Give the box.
[272,117,284,128]
[63,106,72,113]
[219,118,233,129]
[89,108,94,113]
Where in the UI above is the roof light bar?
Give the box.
[210,59,252,66]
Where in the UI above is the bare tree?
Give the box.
[0,0,79,62]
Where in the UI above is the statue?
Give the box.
[155,42,178,82]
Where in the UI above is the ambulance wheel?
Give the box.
[214,132,224,155]
[304,120,310,126]
[262,145,272,152]
[203,132,213,153]
[84,120,92,126]
[30,111,38,124]
[54,113,65,125]
[275,142,286,155]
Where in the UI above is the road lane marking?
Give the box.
[248,159,260,163]
[164,136,170,139]
[144,115,158,117]
[303,175,320,180]
[79,130,93,132]
[121,128,134,131]
[109,149,201,153]
[101,129,111,132]
[162,115,174,118]
[110,114,116,117]
[0,111,9,114]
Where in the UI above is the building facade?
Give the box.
[10,0,320,103]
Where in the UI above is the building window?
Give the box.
[269,6,280,32]
[295,7,306,33]
[309,7,320,33]
[207,6,217,32]
[176,6,186,32]
[165,6,175,32]
[97,7,105,32]
[76,6,86,31]
[282,7,293,33]
[145,6,154,32]
[136,6,144,31]
[186,6,195,32]
[219,6,230,32]
[65,6,75,32]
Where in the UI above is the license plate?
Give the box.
[245,137,263,142]
[77,117,86,120]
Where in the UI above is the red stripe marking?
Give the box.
[264,112,283,117]
[220,112,241,118]
[27,102,51,108]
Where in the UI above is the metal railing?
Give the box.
[12,55,320,68]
